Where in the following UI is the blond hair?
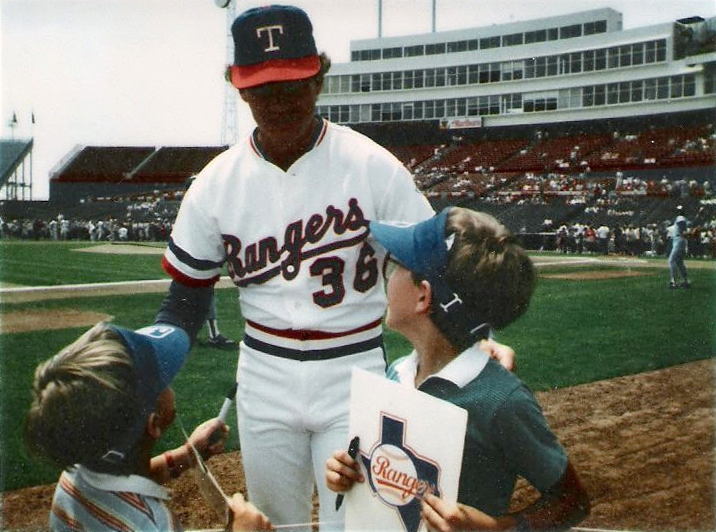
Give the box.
[24,323,142,473]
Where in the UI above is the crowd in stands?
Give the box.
[2,124,714,259]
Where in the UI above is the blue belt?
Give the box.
[243,333,385,362]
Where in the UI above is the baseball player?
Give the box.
[156,5,514,530]
[667,211,691,289]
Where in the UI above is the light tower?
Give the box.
[216,0,238,145]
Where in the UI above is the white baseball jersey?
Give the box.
[163,118,434,333]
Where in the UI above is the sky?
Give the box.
[2,0,715,200]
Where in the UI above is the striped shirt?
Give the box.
[50,466,181,532]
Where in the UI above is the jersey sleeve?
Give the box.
[493,386,569,493]
[367,144,434,224]
[162,182,226,287]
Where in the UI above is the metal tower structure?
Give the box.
[217,0,238,145]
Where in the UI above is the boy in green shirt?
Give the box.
[326,207,589,531]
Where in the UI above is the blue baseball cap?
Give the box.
[101,324,189,464]
[370,208,491,344]
[229,5,320,89]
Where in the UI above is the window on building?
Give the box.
[583,86,595,107]
[468,64,479,84]
[402,103,413,120]
[684,74,696,97]
[657,77,669,98]
[489,62,501,82]
[503,33,524,46]
[584,20,607,35]
[607,83,619,104]
[607,46,620,69]
[595,48,607,70]
[456,98,467,116]
[405,45,425,57]
[546,56,558,76]
[435,68,446,87]
[620,45,632,67]
[360,74,371,92]
[524,57,535,79]
[372,73,383,91]
[525,29,547,43]
[548,28,559,41]
[448,40,469,53]
[631,80,644,101]
[570,52,582,73]
[670,75,683,98]
[594,85,605,105]
[656,39,666,61]
[457,65,468,85]
[560,24,582,39]
[446,99,457,117]
[583,49,595,71]
[632,43,644,65]
[644,79,657,100]
[535,57,547,78]
[502,61,514,81]
[383,47,403,59]
[426,43,445,55]
[480,36,500,49]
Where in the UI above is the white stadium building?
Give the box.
[317,7,715,133]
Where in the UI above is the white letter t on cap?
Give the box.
[256,25,284,51]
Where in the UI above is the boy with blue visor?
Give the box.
[327,207,590,532]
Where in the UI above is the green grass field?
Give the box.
[1,241,714,491]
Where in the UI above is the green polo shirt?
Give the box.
[387,346,567,516]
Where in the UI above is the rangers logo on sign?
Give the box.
[360,414,441,532]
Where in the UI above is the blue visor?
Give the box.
[369,209,451,280]
[101,324,189,464]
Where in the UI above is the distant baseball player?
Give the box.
[24,322,271,532]
[667,211,691,289]
[156,5,515,529]
[327,208,590,531]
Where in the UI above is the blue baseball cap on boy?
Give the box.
[101,324,189,463]
[370,208,491,345]
[229,5,321,89]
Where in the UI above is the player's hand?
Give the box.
[226,492,273,531]
[326,448,364,493]
[188,418,229,460]
[421,492,497,532]
[480,338,516,372]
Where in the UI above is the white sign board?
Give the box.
[344,368,468,532]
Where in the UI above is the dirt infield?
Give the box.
[2,359,712,531]
[1,250,714,531]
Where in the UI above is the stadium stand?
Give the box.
[1,139,34,200]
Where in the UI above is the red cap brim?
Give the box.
[230,56,320,89]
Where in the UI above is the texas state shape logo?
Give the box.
[360,413,441,532]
